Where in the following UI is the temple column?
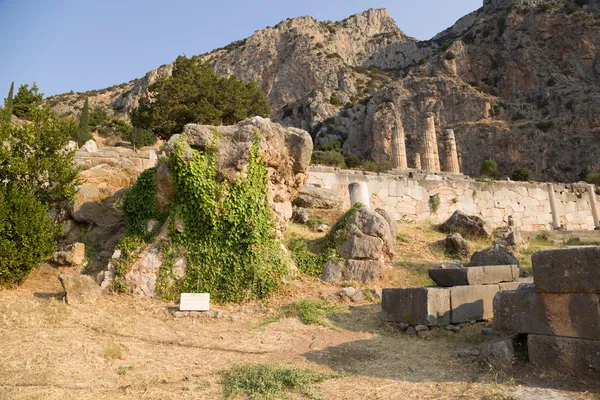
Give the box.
[443,129,460,174]
[421,113,440,172]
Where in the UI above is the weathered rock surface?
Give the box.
[470,244,520,268]
[429,264,519,287]
[450,284,500,323]
[493,286,600,340]
[169,117,313,232]
[440,211,492,239]
[436,233,471,259]
[293,186,342,210]
[478,337,517,369]
[528,334,600,378]
[532,246,600,294]
[58,274,103,305]
[52,242,86,267]
[382,287,451,326]
[321,206,395,283]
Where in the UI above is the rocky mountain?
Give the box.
[47,1,600,182]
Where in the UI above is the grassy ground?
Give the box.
[0,221,597,400]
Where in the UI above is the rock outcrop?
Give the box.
[321,206,396,283]
[440,210,492,239]
[48,3,600,181]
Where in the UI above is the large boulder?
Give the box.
[440,210,492,239]
[321,206,395,283]
[169,117,313,232]
[293,186,342,209]
[470,244,520,268]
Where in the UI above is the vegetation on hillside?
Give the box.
[73,98,92,146]
[0,86,79,287]
[131,56,271,139]
[13,82,43,119]
[3,82,14,123]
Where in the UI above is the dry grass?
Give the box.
[0,221,596,400]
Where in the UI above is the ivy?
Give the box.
[163,133,288,302]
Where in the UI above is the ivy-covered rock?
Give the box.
[100,118,312,301]
[321,206,396,284]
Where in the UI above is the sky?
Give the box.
[0,0,481,96]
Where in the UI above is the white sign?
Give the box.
[180,293,210,311]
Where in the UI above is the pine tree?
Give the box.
[3,82,14,124]
[12,82,43,119]
[73,98,92,146]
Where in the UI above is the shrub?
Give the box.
[585,173,600,186]
[361,160,378,172]
[12,82,43,119]
[131,56,271,139]
[126,127,157,150]
[0,105,79,208]
[0,186,56,287]
[288,239,324,276]
[329,95,342,106]
[429,194,441,213]
[344,154,362,169]
[538,2,552,11]
[511,168,531,181]
[446,52,457,60]
[311,150,346,168]
[481,159,501,179]
[536,120,554,132]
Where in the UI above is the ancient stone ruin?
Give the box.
[381,262,522,329]
[493,246,600,377]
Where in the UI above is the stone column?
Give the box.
[348,182,370,208]
[587,185,600,230]
[547,183,560,230]
[391,123,408,170]
[421,113,440,172]
[414,153,422,170]
[443,129,460,174]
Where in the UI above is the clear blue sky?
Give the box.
[0,0,481,96]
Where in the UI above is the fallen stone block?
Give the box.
[532,246,600,293]
[528,334,600,378]
[450,284,500,323]
[59,274,103,305]
[478,337,516,369]
[493,287,600,340]
[381,287,450,326]
[428,265,519,287]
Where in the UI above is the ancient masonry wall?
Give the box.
[75,148,158,171]
[307,166,600,231]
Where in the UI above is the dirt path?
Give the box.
[1,264,598,400]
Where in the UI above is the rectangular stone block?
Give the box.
[532,246,600,293]
[450,284,500,323]
[180,293,210,311]
[498,281,524,291]
[528,334,600,378]
[493,287,600,340]
[428,265,519,287]
[381,287,450,326]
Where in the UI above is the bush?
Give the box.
[536,120,554,132]
[329,95,342,106]
[481,159,501,179]
[126,127,157,150]
[131,56,271,139]
[361,160,379,172]
[585,173,600,186]
[538,2,552,11]
[0,186,56,287]
[344,154,362,169]
[511,168,531,181]
[311,150,346,168]
[288,239,324,276]
[445,52,457,60]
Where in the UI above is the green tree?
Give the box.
[12,82,44,119]
[131,56,271,139]
[0,105,79,208]
[126,127,157,151]
[89,106,110,133]
[73,98,92,146]
[511,168,531,181]
[481,159,501,179]
[3,82,14,124]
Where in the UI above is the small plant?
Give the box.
[445,52,457,61]
[220,364,340,399]
[418,57,429,66]
[117,365,134,375]
[255,300,342,330]
[329,95,342,106]
[480,159,501,179]
[511,168,531,182]
[451,197,459,204]
[429,194,441,213]
[288,239,324,276]
[305,217,325,231]
[538,2,551,12]
[104,342,125,360]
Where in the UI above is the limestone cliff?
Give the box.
[47,2,600,182]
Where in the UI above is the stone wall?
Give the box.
[75,148,158,172]
[307,166,599,231]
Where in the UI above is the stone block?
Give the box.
[532,246,600,293]
[429,265,519,287]
[450,284,500,323]
[381,287,450,326]
[528,335,600,378]
[493,287,600,340]
[180,293,210,311]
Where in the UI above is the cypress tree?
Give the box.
[74,98,92,146]
[3,82,14,124]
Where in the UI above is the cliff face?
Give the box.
[47,2,600,182]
